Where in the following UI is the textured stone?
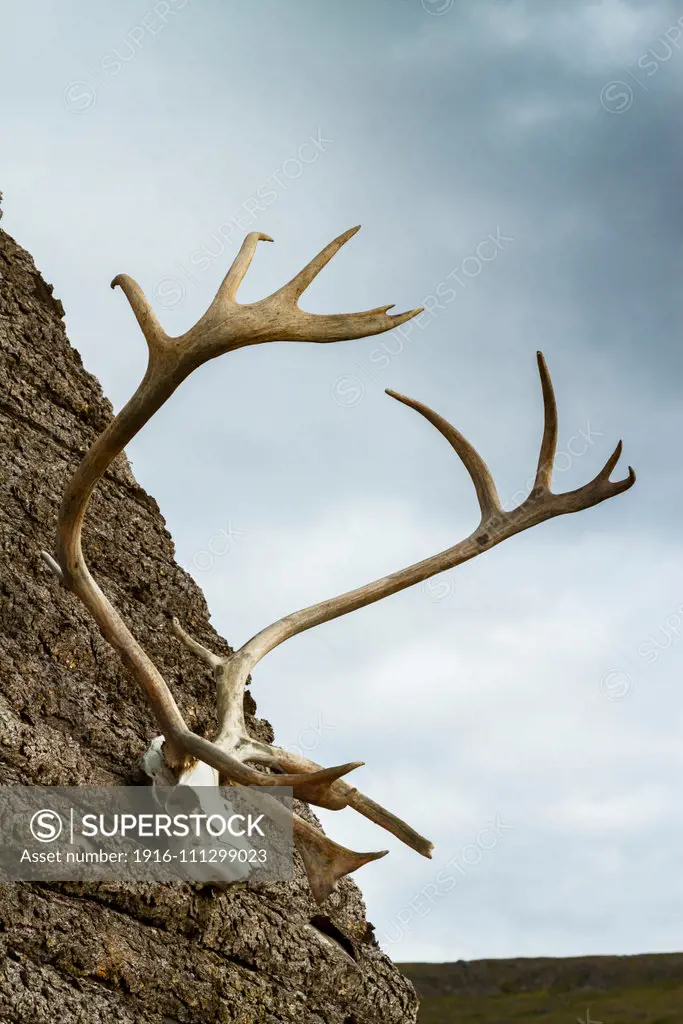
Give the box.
[0,200,418,1023]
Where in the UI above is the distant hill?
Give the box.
[400,953,683,1023]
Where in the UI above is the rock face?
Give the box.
[0,201,418,1024]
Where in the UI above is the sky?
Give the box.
[1,0,683,963]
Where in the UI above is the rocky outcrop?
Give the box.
[0,195,418,1023]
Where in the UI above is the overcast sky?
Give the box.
[2,0,683,964]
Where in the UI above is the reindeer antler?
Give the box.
[42,226,635,904]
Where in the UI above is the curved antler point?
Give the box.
[331,224,361,246]
[598,439,626,482]
[609,464,636,495]
[385,307,422,329]
[536,349,550,373]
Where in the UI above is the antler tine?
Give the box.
[171,616,223,671]
[294,818,388,905]
[600,438,624,481]
[533,350,558,494]
[257,225,422,343]
[170,618,238,735]
[345,790,434,858]
[271,224,362,303]
[214,230,274,304]
[276,304,424,344]
[386,388,501,523]
[262,225,423,339]
[110,274,168,353]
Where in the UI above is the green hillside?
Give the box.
[400,954,683,1023]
